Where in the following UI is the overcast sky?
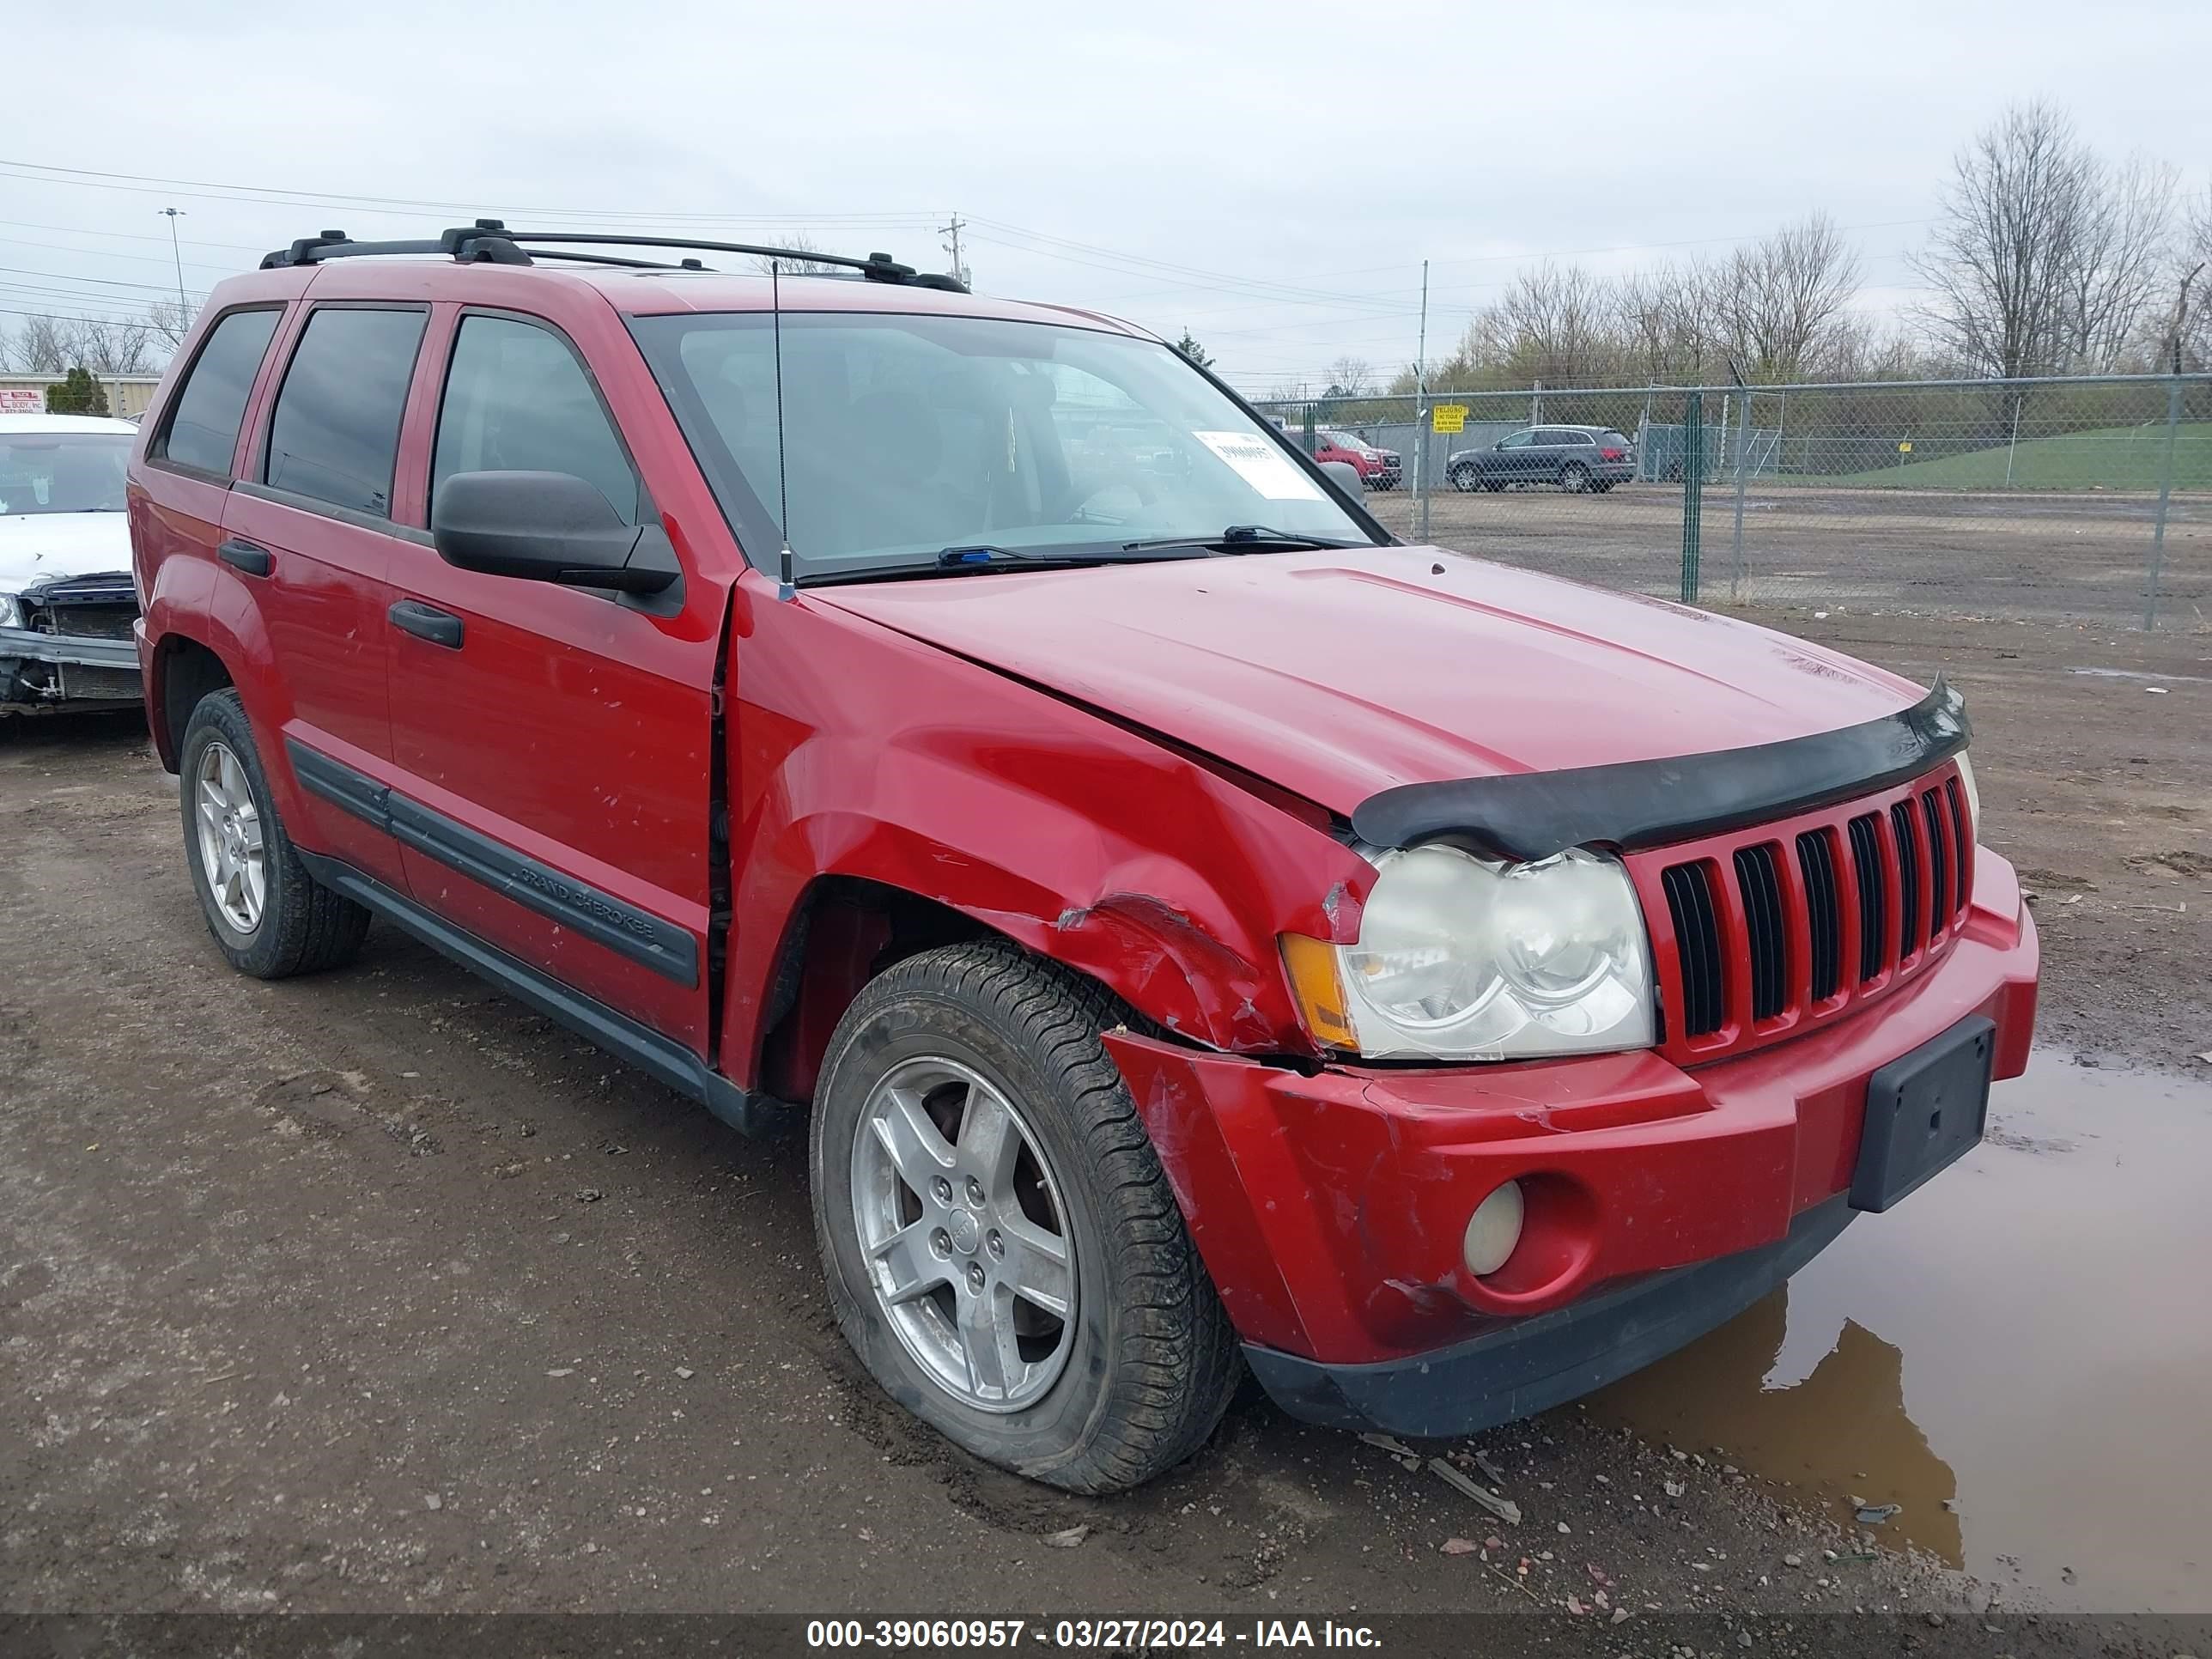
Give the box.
[4,0,2207,390]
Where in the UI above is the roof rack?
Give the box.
[260,219,969,291]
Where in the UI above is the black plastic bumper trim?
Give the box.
[294,848,782,1136]
[1243,1195,1855,1438]
[1351,677,1969,860]
[284,738,698,988]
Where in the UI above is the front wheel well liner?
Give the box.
[754,877,1140,1104]
[153,635,234,773]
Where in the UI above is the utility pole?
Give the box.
[1416,258,1431,543]
[939,213,969,289]
[157,207,188,316]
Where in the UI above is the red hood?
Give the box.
[814,545,1925,816]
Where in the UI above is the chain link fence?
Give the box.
[1255,374,2212,628]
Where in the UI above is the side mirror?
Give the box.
[431,471,678,595]
[1320,459,1364,501]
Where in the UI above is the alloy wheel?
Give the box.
[192,738,265,934]
[849,1055,1077,1413]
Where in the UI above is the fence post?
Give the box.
[1680,391,1704,604]
[1729,386,1753,601]
[1415,399,1431,543]
[2142,377,2184,629]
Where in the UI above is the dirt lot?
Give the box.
[1367,483,2210,627]
[1,605,2204,1627]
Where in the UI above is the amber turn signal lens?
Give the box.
[1280,933,1357,1050]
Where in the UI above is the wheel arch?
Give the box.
[147,629,237,774]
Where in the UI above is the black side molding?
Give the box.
[1351,677,1970,861]
[286,738,699,988]
[295,848,784,1137]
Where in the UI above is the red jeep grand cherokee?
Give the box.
[129,225,2037,1493]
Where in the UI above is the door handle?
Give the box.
[389,599,465,649]
[217,538,273,577]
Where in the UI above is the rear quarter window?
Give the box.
[156,307,283,477]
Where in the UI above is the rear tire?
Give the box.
[179,690,370,979]
[811,940,1241,1493]
[1560,462,1591,493]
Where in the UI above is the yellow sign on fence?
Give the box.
[1432,404,1468,434]
[1899,441,1913,453]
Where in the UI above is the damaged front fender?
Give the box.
[720,579,1375,1079]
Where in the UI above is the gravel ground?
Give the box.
[0,604,2203,1627]
[1365,482,2210,627]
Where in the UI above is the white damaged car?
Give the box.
[0,412,143,715]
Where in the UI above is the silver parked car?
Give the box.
[1447,425,1636,494]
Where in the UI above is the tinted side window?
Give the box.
[432,315,638,524]
[159,308,281,477]
[264,307,427,516]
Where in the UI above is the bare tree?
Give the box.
[749,232,844,276]
[1466,262,1621,388]
[1324,356,1372,398]
[6,313,76,374]
[1715,214,1863,380]
[2059,155,2177,369]
[146,297,195,351]
[1911,100,2173,378]
[2169,183,2212,371]
[76,315,158,375]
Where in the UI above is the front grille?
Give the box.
[1732,843,1790,1021]
[1642,763,1972,1060]
[1893,800,1923,959]
[1847,813,1886,982]
[1796,829,1842,1002]
[1660,862,1724,1037]
[40,603,137,641]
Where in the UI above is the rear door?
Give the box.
[223,301,429,890]
[380,307,717,1051]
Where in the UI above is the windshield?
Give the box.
[0,432,131,515]
[630,312,1375,580]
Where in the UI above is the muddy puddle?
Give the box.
[1591,1053,2212,1612]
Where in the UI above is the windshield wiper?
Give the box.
[932,544,1214,570]
[794,544,1215,587]
[1121,525,1361,554]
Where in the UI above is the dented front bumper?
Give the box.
[1103,852,2038,1436]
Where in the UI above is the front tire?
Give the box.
[179,690,370,979]
[811,941,1240,1492]
[1449,466,1477,492]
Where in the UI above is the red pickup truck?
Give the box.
[128,224,2037,1493]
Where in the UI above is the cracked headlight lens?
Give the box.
[1290,845,1655,1060]
[0,594,21,630]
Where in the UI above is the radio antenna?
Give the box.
[770,258,795,599]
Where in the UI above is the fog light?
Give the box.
[1462,1181,1526,1277]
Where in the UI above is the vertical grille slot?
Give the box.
[1947,776,1972,917]
[1796,829,1841,1002]
[1892,800,1923,959]
[1661,862,1724,1037]
[1732,843,1790,1022]
[1847,812,1886,981]
[1923,789,1950,927]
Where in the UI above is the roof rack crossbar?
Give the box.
[259,220,967,290]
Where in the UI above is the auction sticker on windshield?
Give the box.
[1194,430,1326,501]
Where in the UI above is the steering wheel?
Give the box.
[1065,465,1160,522]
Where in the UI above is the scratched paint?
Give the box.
[1590,1054,2212,1612]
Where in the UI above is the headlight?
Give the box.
[1284,845,1655,1060]
[0,594,21,630]
[1954,751,1978,840]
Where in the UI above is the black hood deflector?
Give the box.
[1351,677,1969,860]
